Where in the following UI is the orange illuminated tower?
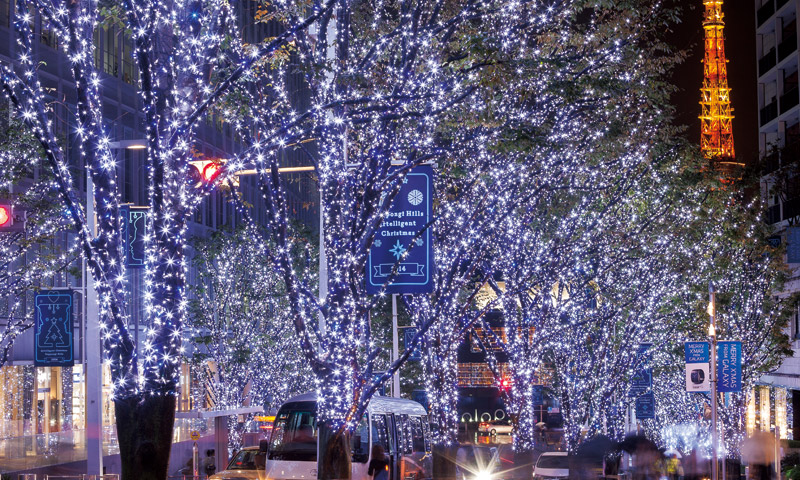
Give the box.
[699,0,742,175]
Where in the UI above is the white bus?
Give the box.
[263,393,433,480]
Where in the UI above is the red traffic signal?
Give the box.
[0,205,10,227]
[202,162,221,183]
[0,204,25,233]
[189,160,229,187]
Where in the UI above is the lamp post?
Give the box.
[85,171,103,476]
[708,282,719,480]
[85,139,147,475]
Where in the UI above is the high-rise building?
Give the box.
[755,0,800,441]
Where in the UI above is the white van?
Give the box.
[264,393,432,480]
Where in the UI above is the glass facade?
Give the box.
[746,386,793,439]
[0,365,119,473]
[0,365,118,439]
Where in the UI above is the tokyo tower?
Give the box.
[699,0,742,174]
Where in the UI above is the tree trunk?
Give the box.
[318,421,351,480]
[432,444,458,480]
[512,407,536,480]
[115,394,176,480]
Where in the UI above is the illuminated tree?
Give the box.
[226,1,582,477]
[0,113,77,367]
[0,0,327,478]
[644,194,791,457]
[411,0,699,460]
[186,226,314,453]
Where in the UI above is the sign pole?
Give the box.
[392,294,400,397]
[86,174,103,476]
[709,283,718,480]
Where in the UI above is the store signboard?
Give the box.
[34,290,74,367]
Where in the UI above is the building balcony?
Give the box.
[760,48,778,77]
[763,150,780,174]
[767,204,782,224]
[785,197,800,220]
[758,0,775,27]
[783,139,800,166]
[781,87,799,113]
[779,34,798,63]
[762,100,779,125]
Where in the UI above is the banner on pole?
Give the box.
[685,341,710,393]
[635,392,655,419]
[34,290,74,367]
[121,205,148,269]
[403,327,421,361]
[717,341,742,392]
[629,343,653,397]
[367,165,434,294]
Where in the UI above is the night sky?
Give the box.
[667,1,758,164]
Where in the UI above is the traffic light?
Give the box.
[0,205,9,227]
[188,159,238,187]
[0,203,26,233]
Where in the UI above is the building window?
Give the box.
[102,27,118,77]
[40,17,57,48]
[471,327,506,353]
[122,35,137,84]
[457,363,511,387]
[0,0,10,27]
[794,301,800,339]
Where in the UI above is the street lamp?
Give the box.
[84,139,148,475]
[709,282,719,480]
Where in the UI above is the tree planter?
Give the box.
[114,395,177,480]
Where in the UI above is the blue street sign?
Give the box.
[629,343,653,397]
[404,328,421,361]
[367,165,434,294]
[635,392,655,419]
[34,290,74,367]
[717,341,743,393]
[121,205,148,268]
[531,385,544,405]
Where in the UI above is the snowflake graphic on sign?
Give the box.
[389,240,407,259]
[408,189,423,206]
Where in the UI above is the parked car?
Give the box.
[533,452,569,480]
[478,419,513,436]
[209,446,265,480]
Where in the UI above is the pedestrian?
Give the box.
[203,449,217,476]
[369,444,390,480]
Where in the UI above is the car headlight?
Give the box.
[473,469,495,480]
